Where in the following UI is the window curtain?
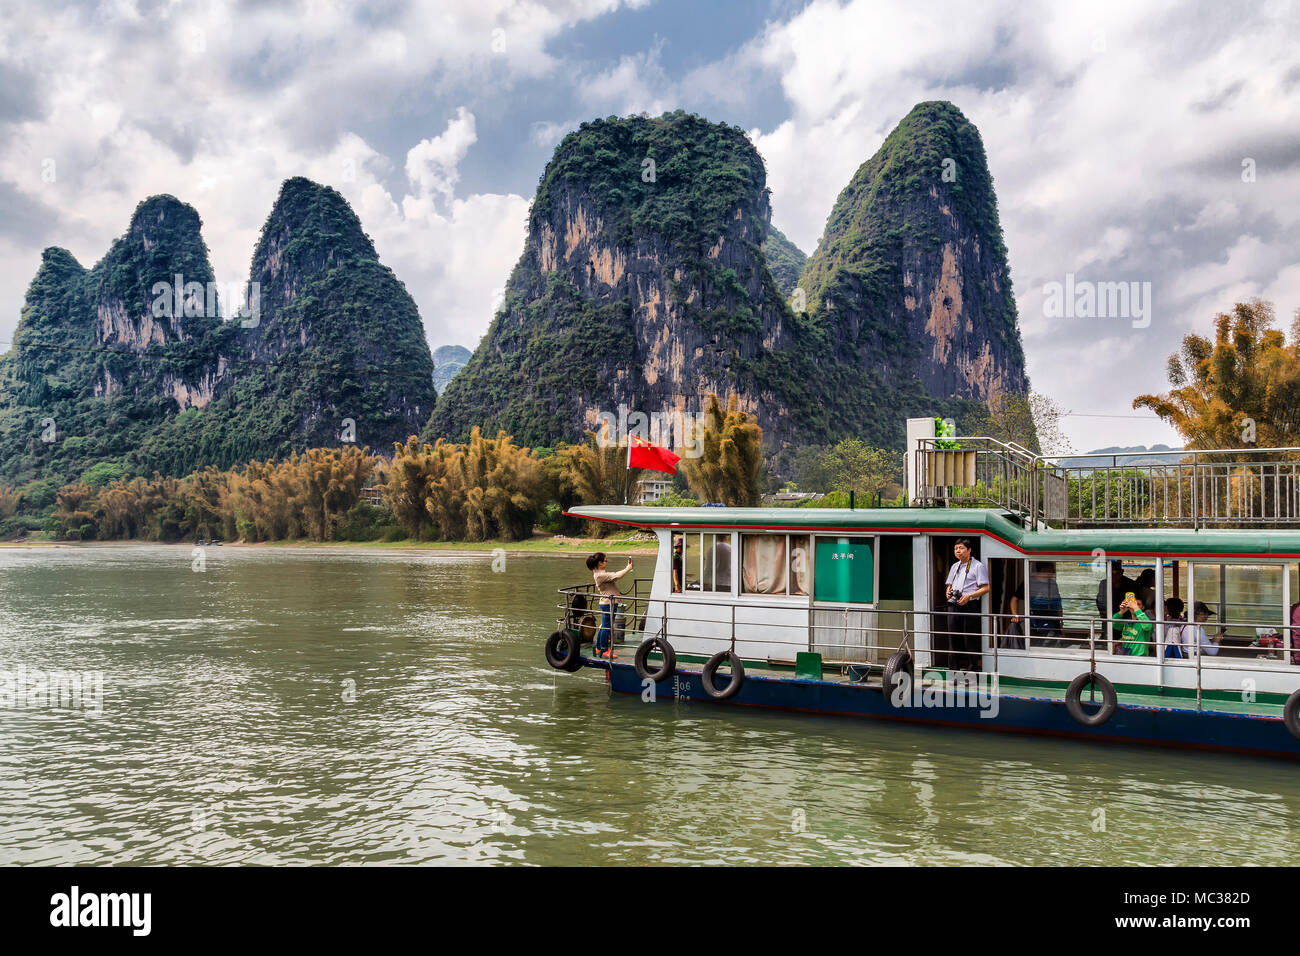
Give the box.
[743,535,788,594]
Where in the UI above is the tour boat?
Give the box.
[544,419,1300,759]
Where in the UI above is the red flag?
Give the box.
[628,435,682,474]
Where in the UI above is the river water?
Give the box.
[0,545,1296,866]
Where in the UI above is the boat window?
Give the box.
[739,534,810,596]
[1191,563,1285,651]
[790,536,810,596]
[709,533,732,592]
[680,532,731,593]
[683,533,701,591]
[1020,558,1106,649]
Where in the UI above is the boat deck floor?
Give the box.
[593,637,1287,719]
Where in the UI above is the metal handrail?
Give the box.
[917,436,1300,529]
[555,586,1300,703]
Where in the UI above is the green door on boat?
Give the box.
[814,536,875,603]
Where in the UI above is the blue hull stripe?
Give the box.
[586,659,1300,761]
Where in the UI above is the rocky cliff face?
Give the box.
[799,101,1029,407]
[0,180,435,486]
[428,111,821,449]
[430,106,1022,455]
[232,177,436,452]
[88,195,228,408]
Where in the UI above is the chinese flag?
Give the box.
[628,435,682,474]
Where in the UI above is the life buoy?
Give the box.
[634,637,676,683]
[545,630,583,672]
[1284,689,1300,741]
[701,650,744,700]
[1065,672,1117,727]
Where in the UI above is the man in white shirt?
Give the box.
[943,538,990,672]
[1181,601,1224,657]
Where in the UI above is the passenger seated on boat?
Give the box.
[1112,593,1153,656]
[1162,597,1187,658]
[587,552,633,659]
[1181,601,1224,657]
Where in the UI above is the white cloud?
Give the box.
[575,40,675,116]
[404,108,479,215]
[740,0,1300,451]
[0,0,647,356]
[3,0,1299,458]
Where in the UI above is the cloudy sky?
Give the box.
[2,0,1298,453]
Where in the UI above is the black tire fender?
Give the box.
[1065,672,1117,727]
[634,637,676,683]
[701,650,745,700]
[545,630,583,671]
[1283,689,1300,742]
[881,650,913,708]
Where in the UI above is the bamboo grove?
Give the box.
[21,400,767,543]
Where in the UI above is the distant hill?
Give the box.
[432,344,471,394]
[1056,444,1184,468]
[0,179,435,489]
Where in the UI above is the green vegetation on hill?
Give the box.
[432,105,1024,461]
[532,110,768,250]
[800,100,1018,342]
[430,110,792,448]
[0,198,235,498]
[0,181,435,502]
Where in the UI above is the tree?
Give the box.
[963,392,1072,457]
[787,445,832,493]
[680,394,763,506]
[0,485,21,519]
[820,440,897,499]
[555,432,638,535]
[1134,300,1300,449]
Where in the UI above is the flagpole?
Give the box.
[624,437,632,505]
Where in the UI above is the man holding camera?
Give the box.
[943,538,990,673]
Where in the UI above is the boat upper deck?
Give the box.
[567,505,1300,558]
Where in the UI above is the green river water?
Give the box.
[0,545,1297,866]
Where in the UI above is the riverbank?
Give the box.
[0,533,659,556]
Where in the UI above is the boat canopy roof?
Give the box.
[566,506,1300,559]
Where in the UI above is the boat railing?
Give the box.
[555,585,1300,710]
[914,438,1300,529]
[557,579,656,642]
